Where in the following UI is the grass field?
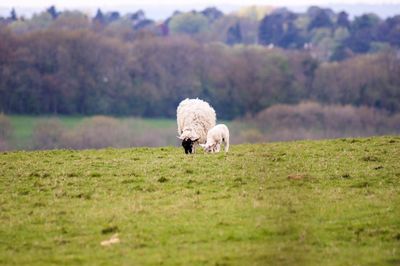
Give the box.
[0,136,399,265]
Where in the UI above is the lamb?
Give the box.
[177,98,216,154]
[200,124,230,153]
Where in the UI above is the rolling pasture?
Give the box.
[0,136,399,265]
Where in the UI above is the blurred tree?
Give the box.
[200,7,223,22]
[104,19,136,41]
[51,11,90,30]
[258,9,304,48]
[105,11,120,24]
[328,25,351,61]
[307,7,333,30]
[237,18,259,44]
[312,50,400,112]
[7,11,55,33]
[46,5,60,19]
[337,11,350,29]
[235,5,275,21]
[0,26,16,113]
[226,22,242,45]
[345,13,380,53]
[169,12,209,35]
[377,15,400,47]
[94,8,105,24]
[199,15,236,43]
[259,11,286,46]
[10,8,17,21]
[132,19,154,31]
[129,35,203,116]
[0,5,399,119]
[330,44,354,61]
[130,10,145,21]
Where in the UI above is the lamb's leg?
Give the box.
[215,143,221,153]
[212,144,216,153]
[224,136,229,152]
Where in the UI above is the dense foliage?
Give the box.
[0,6,399,118]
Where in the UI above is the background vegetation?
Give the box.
[0,5,399,150]
[1,6,400,118]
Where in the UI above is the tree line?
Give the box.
[0,6,399,119]
[3,5,399,59]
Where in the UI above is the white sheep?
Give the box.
[177,98,216,154]
[200,124,230,153]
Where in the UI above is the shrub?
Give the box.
[0,114,13,140]
[0,139,10,151]
[63,116,131,149]
[62,116,177,149]
[235,129,266,144]
[252,102,400,141]
[31,118,65,150]
[0,114,13,151]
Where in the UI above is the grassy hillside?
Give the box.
[0,136,399,265]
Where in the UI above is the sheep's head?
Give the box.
[182,138,195,154]
[178,135,199,154]
[200,143,216,153]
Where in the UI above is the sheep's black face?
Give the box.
[182,138,194,154]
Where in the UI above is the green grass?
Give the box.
[0,136,399,265]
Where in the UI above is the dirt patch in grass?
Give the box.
[288,174,309,180]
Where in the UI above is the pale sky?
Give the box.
[3,0,400,7]
[1,0,399,19]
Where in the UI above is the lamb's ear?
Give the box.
[177,135,184,140]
